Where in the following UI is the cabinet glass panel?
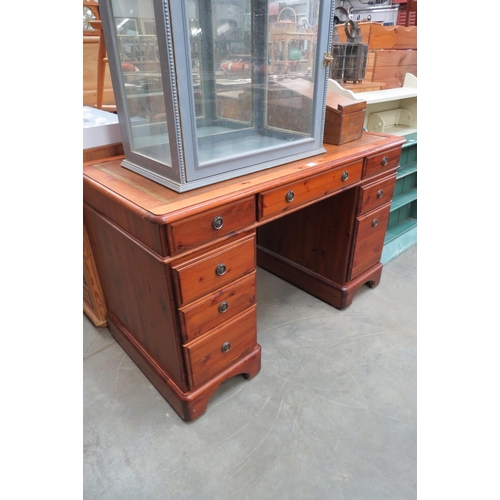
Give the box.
[190,0,318,166]
[108,0,171,166]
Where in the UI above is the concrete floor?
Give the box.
[83,245,417,499]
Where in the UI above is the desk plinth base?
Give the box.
[257,246,383,310]
[107,313,262,422]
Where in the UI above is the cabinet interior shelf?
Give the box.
[384,219,417,245]
[380,126,417,137]
[391,188,417,211]
[396,162,417,179]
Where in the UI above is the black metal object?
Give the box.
[329,20,368,84]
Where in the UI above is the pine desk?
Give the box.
[83,131,405,422]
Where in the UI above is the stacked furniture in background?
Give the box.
[335,22,417,90]
[329,73,417,263]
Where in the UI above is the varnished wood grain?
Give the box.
[335,23,417,50]
[83,180,169,257]
[357,174,397,215]
[183,306,257,389]
[83,144,124,163]
[107,312,261,421]
[257,246,384,309]
[178,272,256,344]
[324,108,365,145]
[83,133,406,222]
[83,132,405,421]
[84,205,188,391]
[363,146,402,178]
[341,81,386,93]
[257,187,358,286]
[171,233,256,306]
[167,197,255,255]
[257,160,363,221]
[83,223,107,327]
[372,50,417,89]
[350,202,392,280]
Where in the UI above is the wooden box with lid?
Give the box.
[323,90,367,146]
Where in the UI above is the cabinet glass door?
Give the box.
[189,0,321,167]
[109,0,172,166]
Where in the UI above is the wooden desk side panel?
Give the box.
[84,181,168,257]
[257,188,358,286]
[84,206,188,391]
[83,223,108,327]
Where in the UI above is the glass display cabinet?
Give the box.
[100,0,334,192]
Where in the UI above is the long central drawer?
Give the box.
[257,160,363,221]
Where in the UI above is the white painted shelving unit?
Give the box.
[328,74,417,263]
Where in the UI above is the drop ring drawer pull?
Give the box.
[212,216,224,230]
[218,301,229,313]
[221,342,231,353]
[372,218,379,227]
[377,189,383,199]
[381,156,388,166]
[215,264,227,276]
[285,190,295,203]
[341,170,349,182]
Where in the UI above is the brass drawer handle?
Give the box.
[381,156,389,166]
[377,189,383,199]
[215,264,227,276]
[285,190,295,203]
[341,170,349,182]
[218,301,229,313]
[221,342,231,353]
[372,218,378,227]
[212,216,224,230]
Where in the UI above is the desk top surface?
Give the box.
[83,132,405,223]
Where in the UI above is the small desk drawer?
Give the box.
[172,233,255,306]
[257,160,363,221]
[358,174,396,215]
[184,306,257,389]
[363,147,401,179]
[178,272,256,343]
[350,202,391,280]
[167,197,256,255]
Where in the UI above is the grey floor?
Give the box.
[83,245,417,500]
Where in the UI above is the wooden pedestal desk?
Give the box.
[83,132,405,422]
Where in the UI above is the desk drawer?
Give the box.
[167,197,256,255]
[358,174,396,215]
[172,233,255,306]
[184,306,257,389]
[178,272,256,343]
[257,160,363,221]
[363,147,401,179]
[350,202,391,280]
